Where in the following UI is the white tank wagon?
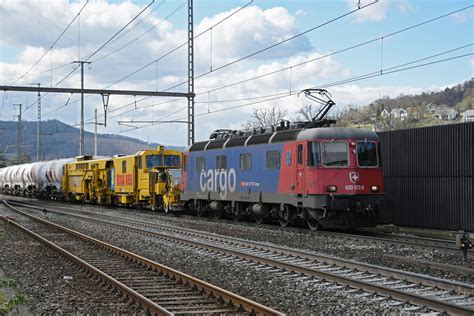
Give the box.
[35,158,75,199]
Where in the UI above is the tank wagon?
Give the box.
[180,89,389,229]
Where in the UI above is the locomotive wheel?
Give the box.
[195,202,206,217]
[278,205,291,227]
[278,217,289,227]
[210,209,221,220]
[306,215,321,231]
[253,213,265,225]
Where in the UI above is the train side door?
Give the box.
[295,142,305,194]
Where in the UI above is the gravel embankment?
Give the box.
[68,201,473,283]
[2,197,472,314]
[3,205,415,314]
[0,212,145,315]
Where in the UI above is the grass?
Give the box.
[0,279,28,315]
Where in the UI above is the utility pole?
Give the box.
[94,108,97,156]
[72,60,91,156]
[30,83,41,161]
[187,0,194,145]
[13,103,22,164]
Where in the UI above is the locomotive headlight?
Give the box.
[326,185,337,192]
[370,185,379,192]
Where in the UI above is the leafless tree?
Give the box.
[295,104,318,121]
[242,104,288,129]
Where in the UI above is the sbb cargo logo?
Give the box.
[200,168,237,199]
[117,174,133,186]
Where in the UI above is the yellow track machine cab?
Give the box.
[113,147,182,211]
[63,156,114,205]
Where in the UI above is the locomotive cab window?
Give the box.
[357,141,378,167]
[266,150,280,169]
[138,156,143,169]
[122,161,126,173]
[240,153,252,170]
[297,144,303,164]
[146,155,163,168]
[308,142,321,167]
[164,155,181,167]
[322,142,349,167]
[196,157,206,172]
[216,155,227,170]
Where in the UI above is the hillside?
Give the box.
[336,78,473,130]
[0,119,182,165]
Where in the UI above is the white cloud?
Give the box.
[470,58,474,67]
[347,0,390,23]
[452,10,474,23]
[347,0,414,23]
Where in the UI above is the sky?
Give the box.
[1,0,473,147]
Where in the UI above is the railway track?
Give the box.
[1,201,282,315]
[6,199,474,315]
[7,196,469,254]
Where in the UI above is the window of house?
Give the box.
[240,153,252,170]
[266,150,280,169]
[216,155,227,170]
[196,157,206,172]
[322,142,349,167]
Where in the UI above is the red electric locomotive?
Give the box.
[181,89,389,230]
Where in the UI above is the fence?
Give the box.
[378,122,473,231]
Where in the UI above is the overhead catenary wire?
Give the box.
[84,0,155,62]
[114,49,473,134]
[82,0,374,124]
[41,0,254,121]
[21,0,156,116]
[106,0,255,88]
[7,0,90,86]
[90,0,184,64]
[95,4,473,124]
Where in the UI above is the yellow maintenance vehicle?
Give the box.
[112,146,182,211]
[62,156,114,205]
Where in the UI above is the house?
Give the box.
[463,110,474,122]
[433,108,458,121]
[390,108,408,120]
[426,103,437,114]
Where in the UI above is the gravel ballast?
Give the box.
[0,211,145,315]
[2,197,472,314]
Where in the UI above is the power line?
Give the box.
[115,49,473,134]
[20,0,156,116]
[97,4,473,123]
[90,1,185,64]
[107,0,254,88]
[144,0,381,92]
[84,0,375,123]
[84,0,155,62]
[7,0,90,86]
[41,0,254,122]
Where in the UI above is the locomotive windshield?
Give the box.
[164,155,181,168]
[322,142,348,167]
[357,141,378,167]
[146,155,162,168]
[146,154,181,168]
